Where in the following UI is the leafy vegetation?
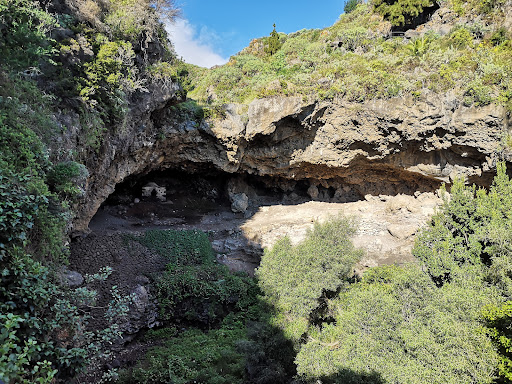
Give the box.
[256,217,363,343]
[3,0,512,382]
[373,0,434,26]
[265,23,283,56]
[187,3,512,113]
[0,0,182,382]
[119,230,260,383]
[344,0,363,14]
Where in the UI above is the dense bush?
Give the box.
[187,3,512,113]
[344,0,363,13]
[121,315,247,384]
[373,0,435,26]
[0,0,181,381]
[0,0,57,69]
[256,217,362,342]
[121,230,261,383]
[265,24,282,56]
[295,264,498,383]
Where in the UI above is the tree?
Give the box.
[256,216,362,342]
[373,0,434,26]
[265,23,282,56]
[344,0,362,14]
[295,264,499,383]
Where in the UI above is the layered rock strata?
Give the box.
[73,92,511,233]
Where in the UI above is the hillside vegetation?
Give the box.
[1,0,512,383]
[0,0,184,382]
[187,2,512,112]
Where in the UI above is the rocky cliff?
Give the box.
[74,90,511,233]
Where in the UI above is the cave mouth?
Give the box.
[98,168,367,230]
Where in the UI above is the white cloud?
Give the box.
[166,19,229,68]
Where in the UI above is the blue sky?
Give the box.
[166,0,345,67]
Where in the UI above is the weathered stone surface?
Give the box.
[71,93,511,233]
[231,193,249,213]
[387,224,419,240]
[60,269,84,288]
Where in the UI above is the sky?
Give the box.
[166,0,345,68]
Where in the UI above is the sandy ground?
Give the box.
[82,189,442,276]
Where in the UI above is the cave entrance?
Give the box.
[97,168,365,231]
[90,167,369,273]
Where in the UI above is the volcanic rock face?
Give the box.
[73,91,511,233]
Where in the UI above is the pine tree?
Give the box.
[265,23,281,56]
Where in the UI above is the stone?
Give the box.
[307,185,319,200]
[387,224,419,240]
[71,90,508,234]
[131,285,149,315]
[60,269,84,288]
[135,275,150,285]
[231,193,249,213]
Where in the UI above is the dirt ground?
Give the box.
[82,188,442,276]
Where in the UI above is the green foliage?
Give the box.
[185,2,512,109]
[406,36,432,56]
[0,0,57,70]
[463,78,493,106]
[335,26,370,51]
[413,163,512,382]
[414,163,512,287]
[256,216,362,342]
[129,229,257,324]
[120,315,247,384]
[120,230,261,383]
[295,264,499,383]
[0,198,83,383]
[344,0,363,13]
[265,24,282,56]
[129,229,214,264]
[373,0,434,26]
[79,40,141,118]
[483,301,512,381]
[491,27,509,46]
[47,161,88,200]
[449,26,474,49]
[156,261,256,323]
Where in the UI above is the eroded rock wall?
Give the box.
[73,92,511,233]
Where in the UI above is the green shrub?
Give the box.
[121,315,247,384]
[335,26,369,51]
[256,216,362,342]
[47,161,88,200]
[295,264,499,383]
[463,79,493,106]
[129,229,257,324]
[120,229,261,383]
[483,301,512,381]
[449,26,474,49]
[0,0,57,70]
[130,229,214,264]
[155,262,256,323]
[373,0,434,26]
[490,27,509,46]
[265,24,282,56]
[414,163,512,286]
[344,0,363,13]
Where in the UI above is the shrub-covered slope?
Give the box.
[188,2,512,112]
[0,0,184,382]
